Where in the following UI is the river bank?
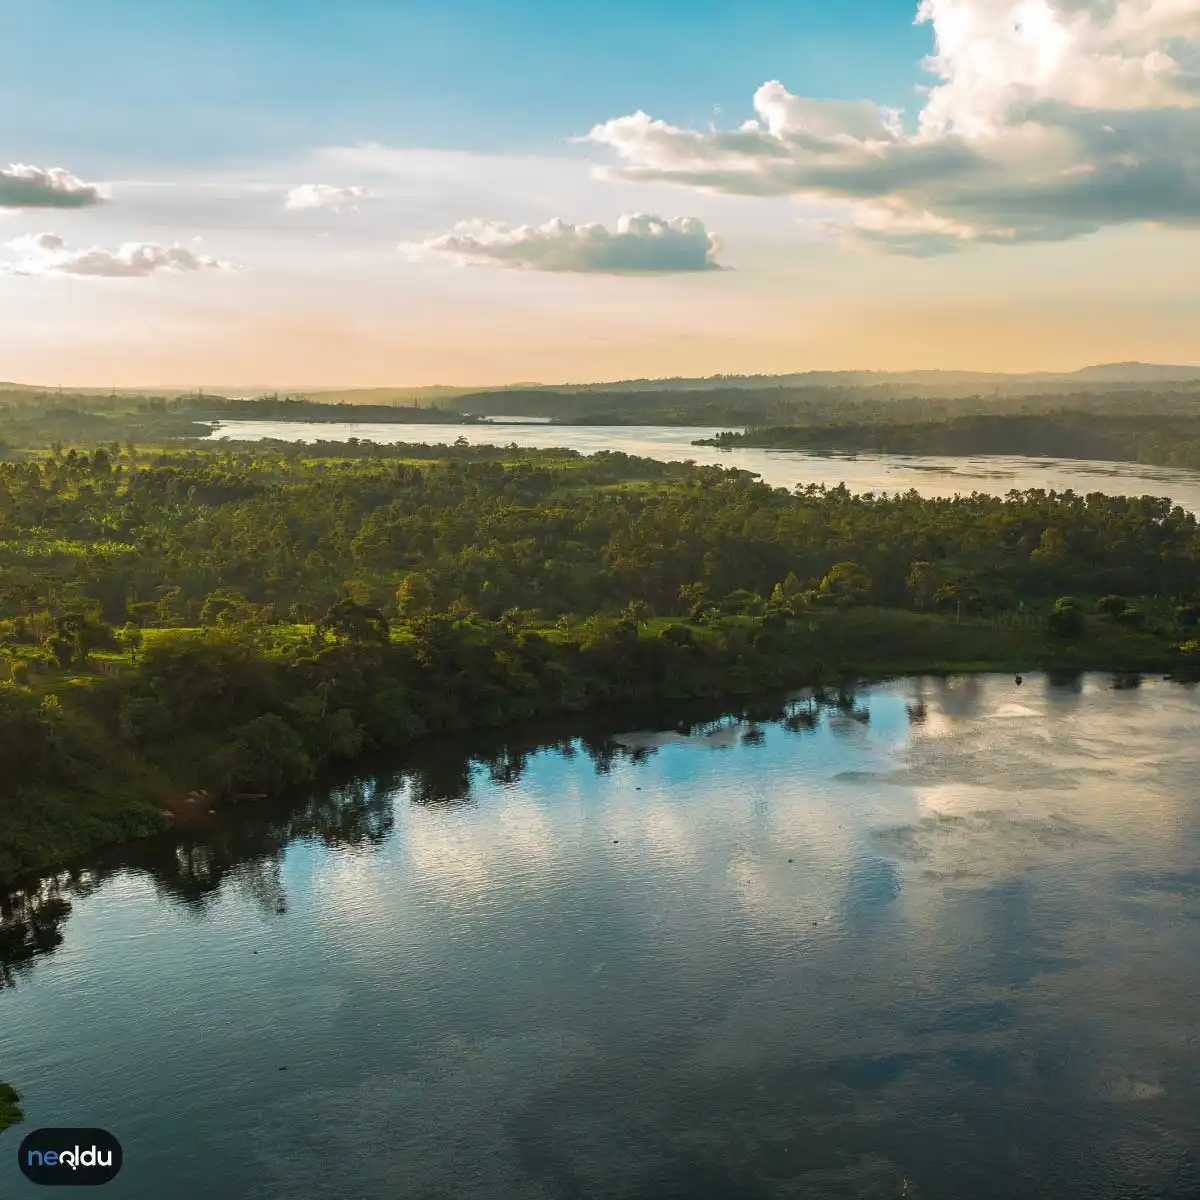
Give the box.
[204,419,1200,514]
[2,608,1193,893]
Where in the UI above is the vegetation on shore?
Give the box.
[1,441,1198,888]
[0,390,483,461]
[0,1081,21,1133]
[7,383,1200,461]
[697,411,1200,471]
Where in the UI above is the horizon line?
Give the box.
[5,361,1200,395]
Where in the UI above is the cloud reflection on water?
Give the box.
[2,674,1198,1199]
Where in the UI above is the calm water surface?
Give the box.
[2,675,1198,1198]
[207,420,1200,512]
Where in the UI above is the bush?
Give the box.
[1047,598,1085,640]
[206,714,312,795]
[1174,603,1200,628]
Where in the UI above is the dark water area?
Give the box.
[2,674,1199,1199]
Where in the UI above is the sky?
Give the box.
[1,0,1199,387]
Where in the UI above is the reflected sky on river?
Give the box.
[2,675,1198,1199]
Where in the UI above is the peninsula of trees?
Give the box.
[696,411,1200,471]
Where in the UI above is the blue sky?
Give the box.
[2,0,930,166]
[1,0,1198,387]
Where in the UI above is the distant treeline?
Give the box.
[697,411,1200,471]
[197,396,480,425]
[0,393,215,456]
[454,385,1200,428]
[0,392,480,456]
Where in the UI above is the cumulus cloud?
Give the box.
[0,163,103,208]
[1,232,235,277]
[586,0,1200,254]
[404,213,723,272]
[285,183,376,211]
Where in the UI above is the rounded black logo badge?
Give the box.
[18,1128,123,1186]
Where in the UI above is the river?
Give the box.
[205,420,1200,512]
[2,675,1198,1198]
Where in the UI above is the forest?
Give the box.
[698,411,1200,471]
[1,439,1198,889]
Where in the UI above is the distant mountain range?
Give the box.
[4,363,1199,402]
[289,362,1200,399]
[530,363,1200,393]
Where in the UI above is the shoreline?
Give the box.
[2,630,1192,896]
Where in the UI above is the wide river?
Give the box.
[2,675,1198,1198]
[206,419,1200,512]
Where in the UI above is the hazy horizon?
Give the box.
[6,361,1200,398]
[3,0,1199,385]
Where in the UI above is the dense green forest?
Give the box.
[1,440,1198,888]
[698,411,1200,471]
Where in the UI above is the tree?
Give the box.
[117,622,144,661]
[396,572,434,618]
[208,714,311,794]
[660,623,694,648]
[933,573,983,624]
[906,560,936,610]
[718,589,764,616]
[677,582,710,620]
[154,588,188,627]
[1173,603,1200,628]
[1115,605,1145,629]
[47,613,113,664]
[200,588,256,627]
[622,599,651,629]
[1047,597,1085,640]
[820,561,873,607]
[769,571,805,615]
[317,598,389,644]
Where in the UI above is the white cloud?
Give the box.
[586,0,1200,254]
[2,232,235,278]
[0,163,104,209]
[285,183,375,211]
[404,213,724,273]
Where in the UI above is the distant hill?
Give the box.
[1064,362,1200,383]
[545,364,1200,393]
[3,364,1198,403]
